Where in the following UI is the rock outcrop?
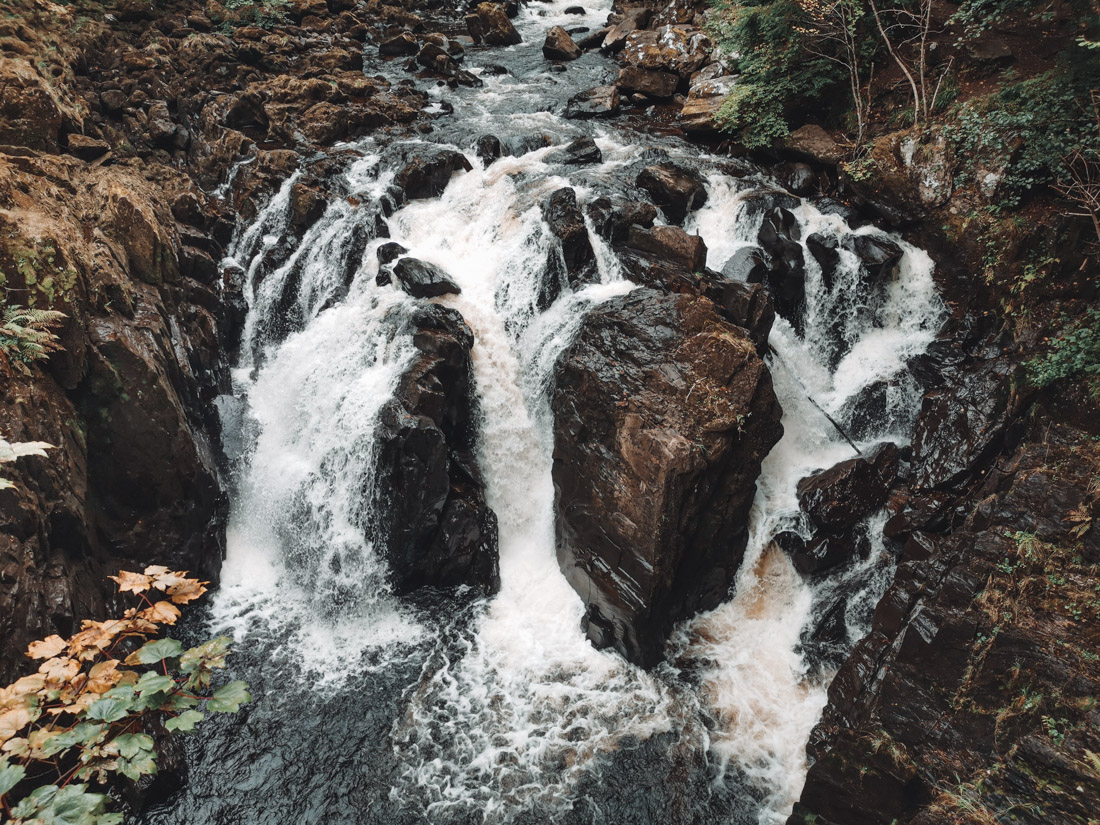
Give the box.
[373,305,500,595]
[552,289,783,666]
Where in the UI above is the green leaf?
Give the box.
[207,680,251,713]
[179,637,230,674]
[164,692,200,711]
[46,784,110,823]
[0,760,26,796]
[125,638,184,665]
[136,672,176,695]
[86,696,131,723]
[107,732,154,760]
[164,710,205,733]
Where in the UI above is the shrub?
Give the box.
[0,305,65,375]
[1027,307,1100,394]
[0,568,250,825]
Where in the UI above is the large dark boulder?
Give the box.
[467,3,522,45]
[391,257,462,298]
[564,85,620,119]
[636,162,708,225]
[539,187,598,308]
[393,149,473,202]
[546,135,602,166]
[543,26,582,61]
[374,304,499,594]
[552,289,783,666]
[587,197,657,244]
[752,206,806,334]
[797,442,899,530]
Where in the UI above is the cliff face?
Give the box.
[0,0,440,680]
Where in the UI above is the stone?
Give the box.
[636,162,708,225]
[470,3,522,46]
[620,26,710,79]
[538,187,598,308]
[66,134,111,161]
[393,149,473,201]
[546,135,602,165]
[379,32,419,56]
[476,134,504,165]
[391,257,462,298]
[587,197,657,244]
[373,305,500,594]
[601,7,651,52]
[797,443,900,530]
[564,85,620,119]
[616,66,679,98]
[552,289,783,666]
[376,242,408,266]
[624,225,707,273]
[543,26,582,61]
[781,124,842,166]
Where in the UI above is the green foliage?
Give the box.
[0,305,65,374]
[0,569,250,825]
[708,0,844,147]
[949,0,1041,38]
[946,62,1100,210]
[1027,308,1100,394]
[220,0,290,30]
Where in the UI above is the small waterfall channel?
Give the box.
[140,3,944,824]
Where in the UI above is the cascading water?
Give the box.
[140,2,944,824]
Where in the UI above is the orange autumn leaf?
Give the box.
[108,570,152,594]
[148,568,191,591]
[140,601,182,626]
[86,659,123,694]
[38,657,80,685]
[26,635,66,660]
[167,578,207,605]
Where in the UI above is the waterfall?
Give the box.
[142,2,946,822]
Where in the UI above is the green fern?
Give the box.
[0,305,66,373]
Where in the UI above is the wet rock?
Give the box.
[564,85,620,119]
[623,224,707,274]
[0,58,64,150]
[289,182,327,230]
[391,257,462,298]
[616,66,679,99]
[468,3,522,46]
[776,162,817,196]
[636,162,708,225]
[475,134,504,165]
[720,247,769,283]
[797,443,899,530]
[805,233,840,287]
[374,304,500,595]
[782,529,871,576]
[910,358,1023,492]
[601,7,651,52]
[546,135,602,165]
[587,197,657,244]
[379,32,419,57]
[553,289,783,666]
[565,5,586,13]
[393,149,473,201]
[703,279,775,353]
[751,206,807,334]
[539,187,598,308]
[842,234,903,283]
[543,26,582,61]
[376,242,408,266]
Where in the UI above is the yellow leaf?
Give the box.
[26,634,66,660]
[38,656,80,685]
[140,601,182,626]
[0,674,46,709]
[149,568,190,591]
[167,578,208,605]
[0,706,32,744]
[86,659,122,694]
[143,565,170,577]
[108,570,152,594]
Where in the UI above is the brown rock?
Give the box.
[472,3,522,46]
[616,66,679,98]
[543,26,582,61]
[66,134,110,161]
[553,289,783,665]
[624,224,707,272]
[781,124,842,166]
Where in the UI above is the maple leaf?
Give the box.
[25,635,66,660]
[140,601,182,626]
[149,568,190,591]
[167,578,207,605]
[0,674,46,710]
[86,660,123,695]
[0,706,33,745]
[108,570,152,594]
[143,565,170,577]
[67,621,123,661]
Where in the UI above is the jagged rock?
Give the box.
[624,224,707,274]
[780,529,871,576]
[0,57,64,150]
[751,206,807,333]
[391,257,462,298]
[66,134,111,161]
[636,162,708,225]
[373,298,499,594]
[546,135,602,165]
[587,197,657,244]
[806,233,840,287]
[538,187,598,308]
[467,3,522,46]
[776,162,817,196]
[616,66,679,98]
[552,289,783,666]
[601,7,650,52]
[797,443,900,530]
[679,69,736,135]
[564,85,620,119]
[704,279,775,352]
[543,26,582,61]
[842,234,903,283]
[620,26,710,80]
[393,149,473,201]
[721,247,769,283]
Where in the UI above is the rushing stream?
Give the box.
[140,2,944,823]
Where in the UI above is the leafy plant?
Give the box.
[1027,307,1100,395]
[0,568,250,825]
[0,306,65,374]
